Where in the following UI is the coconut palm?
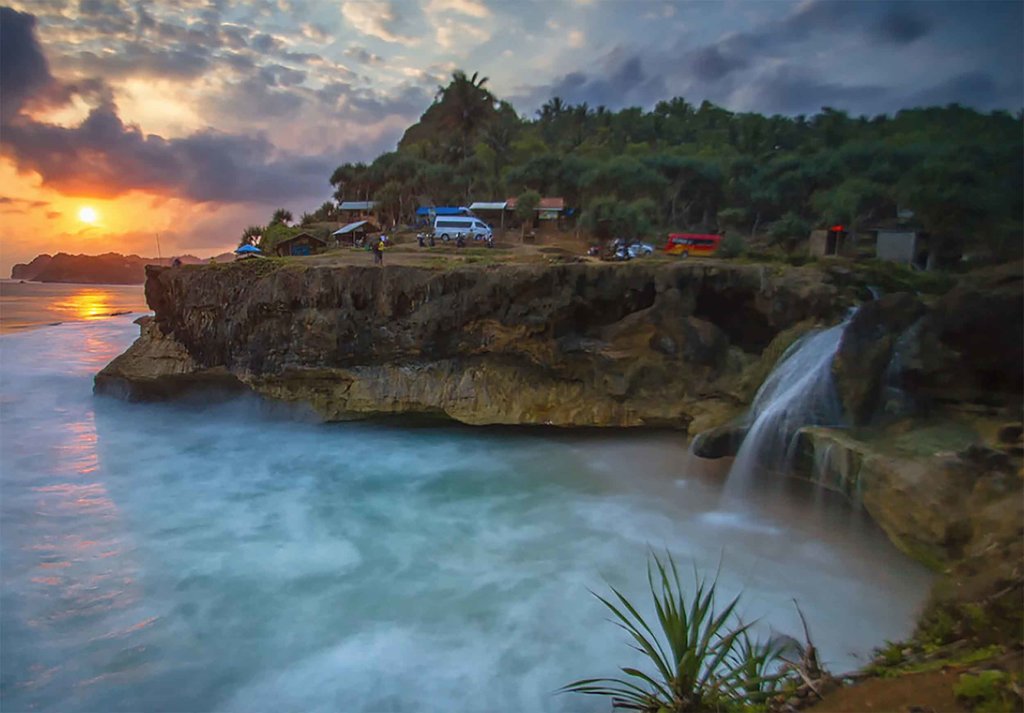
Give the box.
[435,70,495,161]
[269,208,293,226]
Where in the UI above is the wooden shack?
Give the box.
[332,220,380,246]
[275,232,327,257]
[808,225,857,258]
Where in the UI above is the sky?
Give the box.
[1,0,1021,273]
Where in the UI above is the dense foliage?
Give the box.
[322,71,1022,258]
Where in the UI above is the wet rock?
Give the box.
[832,292,926,425]
[901,264,1023,408]
[691,423,747,458]
[792,424,1023,574]
[98,261,850,429]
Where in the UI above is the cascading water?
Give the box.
[723,318,849,499]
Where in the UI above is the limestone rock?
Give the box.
[96,261,851,430]
[832,292,926,425]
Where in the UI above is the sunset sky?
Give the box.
[1,0,1021,274]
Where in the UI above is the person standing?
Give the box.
[376,235,387,265]
[371,237,382,265]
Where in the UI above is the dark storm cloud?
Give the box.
[908,72,1004,111]
[516,0,1021,117]
[0,8,337,204]
[514,49,667,110]
[0,7,67,120]
[741,66,889,116]
[688,46,749,82]
[873,10,932,45]
[2,102,336,202]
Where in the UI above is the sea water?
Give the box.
[0,308,933,712]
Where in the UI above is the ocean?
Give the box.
[0,285,933,712]
[0,280,150,334]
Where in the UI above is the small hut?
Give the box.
[332,220,380,246]
[274,232,327,257]
[808,225,857,258]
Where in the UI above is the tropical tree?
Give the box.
[515,190,541,238]
[239,225,263,247]
[269,208,293,226]
[434,70,496,162]
[373,180,403,227]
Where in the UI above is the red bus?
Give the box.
[665,233,721,257]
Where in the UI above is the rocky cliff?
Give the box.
[95,260,853,432]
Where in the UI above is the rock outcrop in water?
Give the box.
[11,252,235,283]
[96,261,851,431]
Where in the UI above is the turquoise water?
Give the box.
[0,315,933,712]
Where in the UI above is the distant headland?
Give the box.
[10,252,234,284]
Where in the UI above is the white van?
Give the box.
[433,216,492,241]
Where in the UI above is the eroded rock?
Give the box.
[96,261,850,430]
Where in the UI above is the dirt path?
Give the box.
[808,669,969,712]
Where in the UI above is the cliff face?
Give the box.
[96,260,850,431]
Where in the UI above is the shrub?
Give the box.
[561,554,785,712]
[954,670,1017,713]
[768,212,810,247]
[717,232,746,259]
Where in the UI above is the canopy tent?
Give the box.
[415,206,471,216]
[468,201,508,211]
[333,220,370,236]
[235,244,262,255]
[332,220,380,245]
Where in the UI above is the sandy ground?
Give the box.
[281,234,693,269]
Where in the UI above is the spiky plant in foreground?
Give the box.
[561,554,786,712]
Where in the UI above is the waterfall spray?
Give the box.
[723,319,849,498]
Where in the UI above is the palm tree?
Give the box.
[435,70,495,161]
[269,208,293,226]
[239,225,263,247]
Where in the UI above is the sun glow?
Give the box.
[78,206,98,224]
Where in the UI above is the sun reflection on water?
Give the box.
[52,291,112,321]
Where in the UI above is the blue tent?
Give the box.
[415,206,469,217]
[235,244,262,254]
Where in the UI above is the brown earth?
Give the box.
[808,667,969,712]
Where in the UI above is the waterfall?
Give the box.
[723,319,849,498]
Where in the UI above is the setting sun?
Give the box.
[78,206,97,224]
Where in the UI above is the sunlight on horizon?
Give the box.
[78,206,98,225]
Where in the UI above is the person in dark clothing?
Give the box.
[371,239,382,265]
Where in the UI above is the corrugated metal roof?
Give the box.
[469,201,508,211]
[505,197,564,211]
[339,201,377,210]
[333,220,370,235]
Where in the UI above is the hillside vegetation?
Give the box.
[312,70,1022,257]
